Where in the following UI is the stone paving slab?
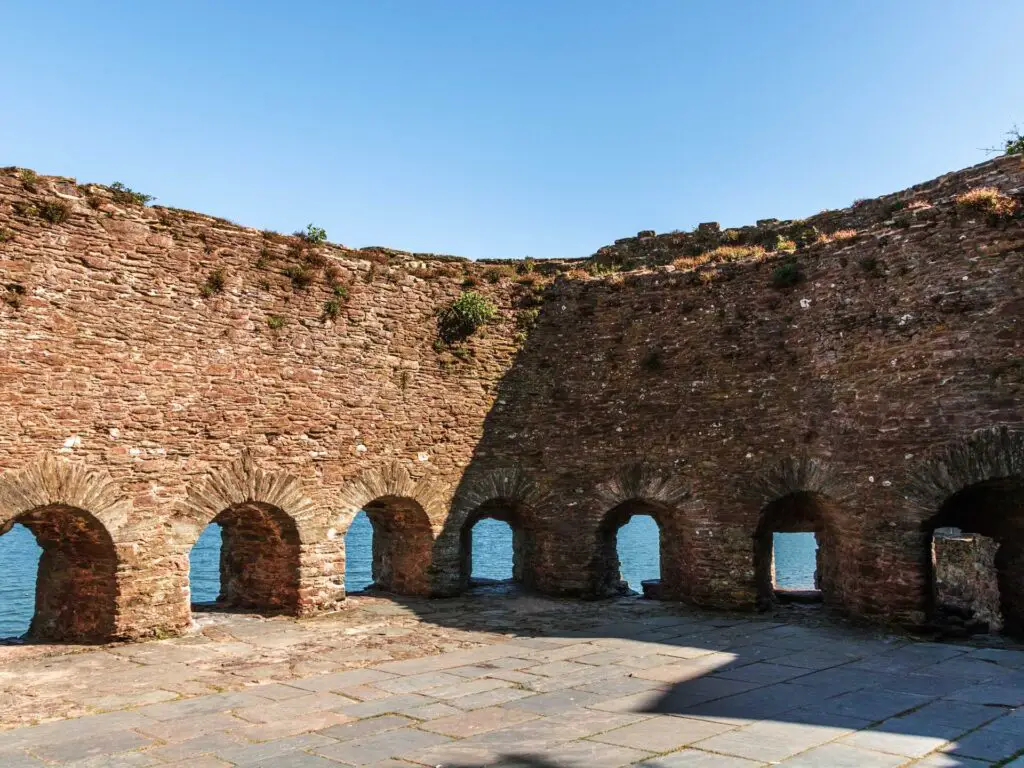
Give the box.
[691,718,864,762]
[2,594,1024,766]
[775,742,908,766]
[589,714,734,752]
[638,749,765,767]
[941,722,1024,762]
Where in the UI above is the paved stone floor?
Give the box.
[1,593,1023,767]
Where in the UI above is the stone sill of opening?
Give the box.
[774,588,823,604]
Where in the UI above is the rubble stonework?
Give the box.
[0,156,1021,642]
[931,527,1003,633]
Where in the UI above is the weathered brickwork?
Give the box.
[0,156,1021,642]
[932,527,1003,633]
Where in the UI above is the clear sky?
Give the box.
[2,1,1021,259]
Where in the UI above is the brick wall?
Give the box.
[0,156,1021,641]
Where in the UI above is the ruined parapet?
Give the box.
[589,154,1024,270]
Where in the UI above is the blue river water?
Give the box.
[772,532,819,590]
[1,516,817,638]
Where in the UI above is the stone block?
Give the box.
[312,727,452,764]
[591,714,734,752]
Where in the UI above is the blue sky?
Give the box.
[2,1,1021,259]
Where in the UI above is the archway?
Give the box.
[0,505,118,642]
[596,500,666,598]
[351,496,433,595]
[458,499,532,590]
[925,478,1024,637]
[754,492,839,608]
[189,502,301,614]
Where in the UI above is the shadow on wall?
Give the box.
[325,266,1024,643]
[429,274,719,606]
[404,272,1024,644]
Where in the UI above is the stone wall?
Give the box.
[931,527,1002,634]
[0,155,1022,641]
[0,173,532,639]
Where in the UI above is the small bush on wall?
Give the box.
[200,268,227,297]
[38,200,71,224]
[771,261,804,289]
[283,265,313,289]
[1006,130,1024,156]
[955,187,1018,220]
[109,182,155,206]
[298,223,327,244]
[437,291,496,344]
[323,299,341,319]
[19,169,40,191]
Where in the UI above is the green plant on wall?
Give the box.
[109,182,155,206]
[200,268,227,297]
[770,261,804,289]
[323,299,341,320]
[1007,129,1024,155]
[38,200,71,224]
[640,345,664,371]
[299,223,327,244]
[437,291,496,344]
[283,265,313,289]
[983,126,1024,157]
[19,169,40,191]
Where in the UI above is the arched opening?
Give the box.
[0,506,118,642]
[754,492,837,608]
[188,502,301,614]
[458,500,531,591]
[349,496,433,595]
[596,501,665,598]
[925,478,1024,637]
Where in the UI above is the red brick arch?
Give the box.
[334,462,447,595]
[446,466,546,592]
[0,455,129,642]
[747,456,851,610]
[176,451,328,616]
[907,427,1024,636]
[592,463,692,599]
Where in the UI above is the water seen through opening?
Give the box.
[2,510,821,637]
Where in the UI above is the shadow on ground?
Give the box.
[316,585,1024,767]
[2,586,1023,767]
